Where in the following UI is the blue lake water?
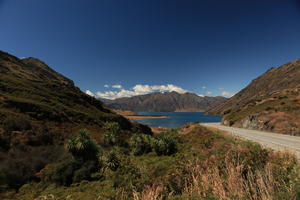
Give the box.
[133,112,222,128]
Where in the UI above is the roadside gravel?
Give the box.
[201,123,300,159]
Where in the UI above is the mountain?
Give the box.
[0,50,152,191]
[101,92,227,112]
[207,59,300,135]
[0,51,136,128]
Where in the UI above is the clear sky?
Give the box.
[1,0,300,99]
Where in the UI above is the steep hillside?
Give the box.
[101,91,227,112]
[0,50,151,192]
[208,59,300,135]
[0,50,135,129]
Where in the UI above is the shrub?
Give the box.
[49,159,78,186]
[49,158,100,186]
[3,116,31,132]
[110,162,141,190]
[72,160,99,183]
[130,134,153,156]
[266,106,272,111]
[223,109,231,115]
[65,129,100,162]
[103,122,122,146]
[105,150,121,171]
[0,145,64,189]
[131,122,153,135]
[47,129,103,186]
[152,134,178,156]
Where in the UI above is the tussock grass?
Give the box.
[3,124,300,200]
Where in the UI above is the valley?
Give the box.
[0,52,299,199]
[2,1,300,199]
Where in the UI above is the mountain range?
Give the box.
[208,59,300,135]
[101,92,227,112]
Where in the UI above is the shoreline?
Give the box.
[125,115,168,119]
[113,109,168,119]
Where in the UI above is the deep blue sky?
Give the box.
[1,0,300,98]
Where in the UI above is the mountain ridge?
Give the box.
[101,91,227,112]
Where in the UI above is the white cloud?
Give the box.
[221,90,235,97]
[95,84,188,99]
[104,84,109,88]
[112,84,122,89]
[206,91,213,95]
[197,93,204,97]
[85,90,95,97]
[218,88,235,97]
[202,86,206,89]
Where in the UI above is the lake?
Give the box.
[133,112,222,128]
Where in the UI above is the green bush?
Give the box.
[47,130,103,186]
[130,134,153,156]
[103,122,122,146]
[72,160,99,183]
[49,159,100,186]
[65,129,100,162]
[49,159,78,186]
[223,109,231,115]
[152,134,178,156]
[105,150,121,171]
[110,162,141,190]
[129,133,178,156]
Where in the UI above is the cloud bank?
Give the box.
[86,84,188,99]
[86,84,235,99]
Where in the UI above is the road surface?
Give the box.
[200,123,300,159]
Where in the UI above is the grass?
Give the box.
[2,123,299,200]
[0,73,132,129]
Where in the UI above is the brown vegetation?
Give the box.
[208,59,300,135]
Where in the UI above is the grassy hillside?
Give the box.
[208,59,300,135]
[0,51,133,128]
[0,51,151,196]
[1,123,299,200]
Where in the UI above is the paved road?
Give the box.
[200,123,300,159]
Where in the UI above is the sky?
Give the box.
[1,0,300,99]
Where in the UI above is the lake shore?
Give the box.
[125,115,168,119]
[113,109,168,119]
